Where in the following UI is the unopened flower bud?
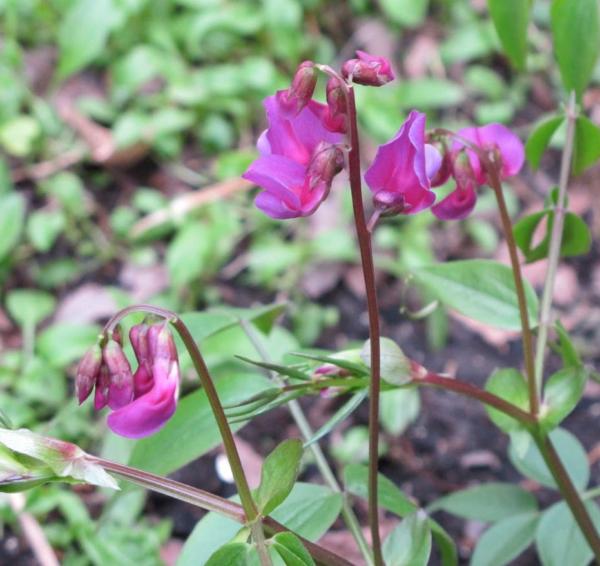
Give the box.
[103,340,134,410]
[313,364,351,378]
[326,77,347,119]
[111,325,123,346]
[130,323,153,398]
[308,142,345,187]
[276,61,317,115]
[75,344,102,405]
[342,51,394,87]
[94,364,110,410]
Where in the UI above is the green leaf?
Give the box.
[0,116,41,157]
[304,392,367,448]
[383,511,432,566]
[509,428,589,490]
[471,513,539,566]
[205,542,252,566]
[36,323,100,367]
[271,532,315,566]
[361,337,411,386]
[344,466,456,566]
[58,0,120,78]
[412,260,538,330]
[525,115,564,169]
[27,210,65,253]
[255,439,303,515]
[513,210,591,263]
[540,367,587,432]
[177,483,342,566]
[129,373,270,475]
[484,369,529,433]
[573,115,600,175]
[345,464,418,516]
[380,388,420,435]
[488,0,531,70]
[551,0,600,97]
[536,501,600,566]
[166,222,213,288]
[379,0,429,27]
[428,483,537,522]
[6,290,56,330]
[0,192,25,261]
[554,321,582,368]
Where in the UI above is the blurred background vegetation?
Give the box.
[0,0,594,563]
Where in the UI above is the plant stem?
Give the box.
[534,91,578,395]
[93,456,352,566]
[240,320,374,565]
[103,305,270,565]
[533,433,600,561]
[485,163,539,415]
[346,85,384,565]
[415,372,536,428]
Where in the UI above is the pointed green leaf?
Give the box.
[272,532,315,566]
[255,439,303,515]
[413,260,538,330]
[205,542,252,566]
[361,337,411,386]
[428,483,537,522]
[383,511,432,566]
[573,115,600,175]
[0,192,25,261]
[488,0,531,70]
[484,369,529,433]
[471,513,538,566]
[540,367,587,432]
[551,0,600,97]
[525,115,564,169]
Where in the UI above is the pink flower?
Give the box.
[243,95,344,219]
[431,124,524,220]
[364,111,442,215]
[276,61,317,116]
[453,123,524,185]
[107,324,179,439]
[77,323,179,439]
[342,51,395,87]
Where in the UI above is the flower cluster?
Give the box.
[244,52,524,221]
[76,322,179,438]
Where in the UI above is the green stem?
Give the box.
[534,92,578,395]
[240,320,374,566]
[485,163,539,415]
[346,85,384,566]
[103,305,270,565]
[533,433,600,562]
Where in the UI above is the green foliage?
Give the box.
[360,337,411,386]
[471,513,539,566]
[540,367,587,432]
[0,192,25,262]
[428,483,537,522]
[551,0,600,97]
[536,502,600,566]
[487,0,531,70]
[255,439,303,515]
[573,115,600,175]
[509,428,590,491]
[525,115,564,169]
[413,260,539,330]
[383,511,432,566]
[513,208,591,263]
[271,532,315,566]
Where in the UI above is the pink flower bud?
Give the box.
[75,344,102,404]
[94,364,110,410]
[276,61,317,115]
[326,77,347,120]
[341,51,395,87]
[307,142,345,188]
[431,151,478,220]
[102,340,134,410]
[130,323,153,398]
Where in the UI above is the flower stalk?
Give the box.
[345,83,384,565]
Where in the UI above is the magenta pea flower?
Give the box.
[76,323,179,439]
[431,123,525,220]
[453,123,524,185]
[242,94,344,219]
[364,110,442,215]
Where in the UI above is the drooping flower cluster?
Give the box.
[244,51,524,222]
[76,322,179,438]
